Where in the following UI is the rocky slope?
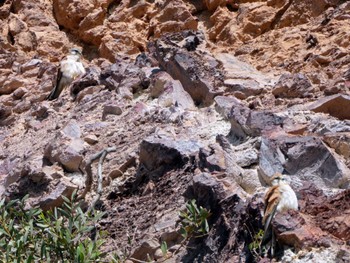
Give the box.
[1,0,350,262]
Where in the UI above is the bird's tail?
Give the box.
[260,204,278,256]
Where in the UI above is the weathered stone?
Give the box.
[139,135,202,172]
[30,103,49,119]
[70,66,99,97]
[0,105,12,121]
[309,94,350,120]
[228,101,285,142]
[153,31,224,106]
[199,145,226,172]
[42,164,64,180]
[76,86,102,102]
[12,87,28,99]
[216,53,276,97]
[108,155,136,180]
[102,104,122,120]
[190,173,235,208]
[44,120,85,172]
[323,132,350,159]
[58,140,84,172]
[62,120,81,139]
[20,59,42,73]
[37,178,77,210]
[150,71,195,110]
[259,134,350,188]
[214,96,242,119]
[273,73,314,99]
[160,230,183,247]
[84,134,98,145]
[131,238,160,261]
[151,1,198,38]
[239,169,261,194]
[0,77,27,95]
[13,99,31,114]
[273,210,331,249]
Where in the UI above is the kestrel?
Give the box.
[47,48,86,100]
[261,173,298,256]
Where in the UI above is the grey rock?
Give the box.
[131,238,160,261]
[214,96,242,119]
[153,31,224,106]
[259,134,350,188]
[102,104,122,120]
[62,120,81,139]
[70,66,100,98]
[150,71,195,110]
[273,73,314,98]
[139,135,202,171]
[216,53,276,98]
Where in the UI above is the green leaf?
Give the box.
[36,223,49,228]
[160,241,167,256]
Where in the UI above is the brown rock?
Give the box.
[228,101,285,141]
[42,165,64,180]
[199,144,227,172]
[299,184,350,242]
[273,211,332,249]
[102,104,122,120]
[70,66,100,98]
[12,87,28,99]
[57,141,84,172]
[309,94,350,120]
[17,31,37,51]
[37,178,77,210]
[13,99,31,114]
[131,238,160,261]
[84,134,99,145]
[323,132,350,159]
[151,0,198,38]
[53,0,97,31]
[0,77,27,95]
[78,7,106,45]
[0,105,12,121]
[44,120,85,172]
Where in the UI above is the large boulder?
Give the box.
[259,134,350,188]
[153,31,225,106]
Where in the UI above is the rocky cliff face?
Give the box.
[1,0,350,262]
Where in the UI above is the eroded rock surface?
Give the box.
[1,0,350,262]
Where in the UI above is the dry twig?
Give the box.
[79,147,116,210]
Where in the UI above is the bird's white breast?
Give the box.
[277,184,298,212]
[60,58,86,80]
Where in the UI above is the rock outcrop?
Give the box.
[1,0,350,262]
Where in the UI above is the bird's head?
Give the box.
[270,172,287,186]
[69,48,82,56]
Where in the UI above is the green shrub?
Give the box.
[179,199,211,239]
[0,192,105,263]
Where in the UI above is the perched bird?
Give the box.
[260,173,298,256]
[47,48,86,100]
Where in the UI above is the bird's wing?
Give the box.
[77,61,86,75]
[261,185,280,247]
[47,66,63,100]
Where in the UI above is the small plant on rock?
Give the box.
[179,199,211,240]
[248,229,265,261]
